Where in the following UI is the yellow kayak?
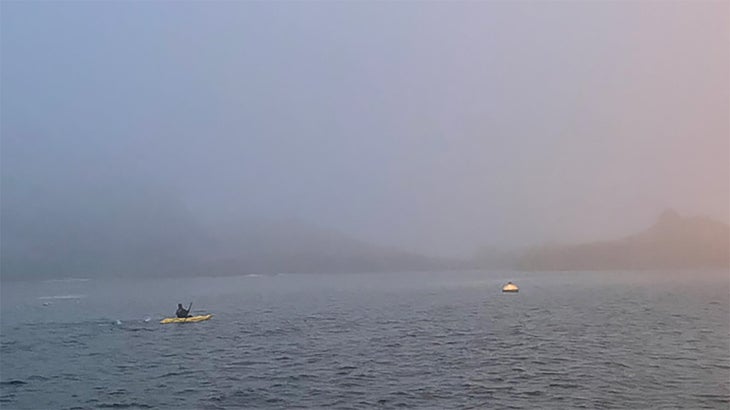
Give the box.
[160,314,213,324]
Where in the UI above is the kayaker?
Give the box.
[176,303,192,318]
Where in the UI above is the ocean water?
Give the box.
[1,270,728,409]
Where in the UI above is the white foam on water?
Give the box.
[37,295,87,300]
[42,278,91,283]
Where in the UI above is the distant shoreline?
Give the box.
[3,267,728,283]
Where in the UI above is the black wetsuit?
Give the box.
[176,307,191,318]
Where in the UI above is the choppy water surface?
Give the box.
[1,270,728,409]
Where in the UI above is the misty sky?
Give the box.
[2,1,728,258]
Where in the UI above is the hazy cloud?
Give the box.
[2,1,728,260]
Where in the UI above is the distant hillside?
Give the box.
[5,200,727,279]
[0,204,460,279]
[516,210,729,271]
[194,219,464,276]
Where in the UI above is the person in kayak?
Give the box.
[176,303,192,318]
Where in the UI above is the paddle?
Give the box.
[187,302,193,317]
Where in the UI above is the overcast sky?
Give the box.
[2,1,728,258]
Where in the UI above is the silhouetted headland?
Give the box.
[477,210,729,271]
